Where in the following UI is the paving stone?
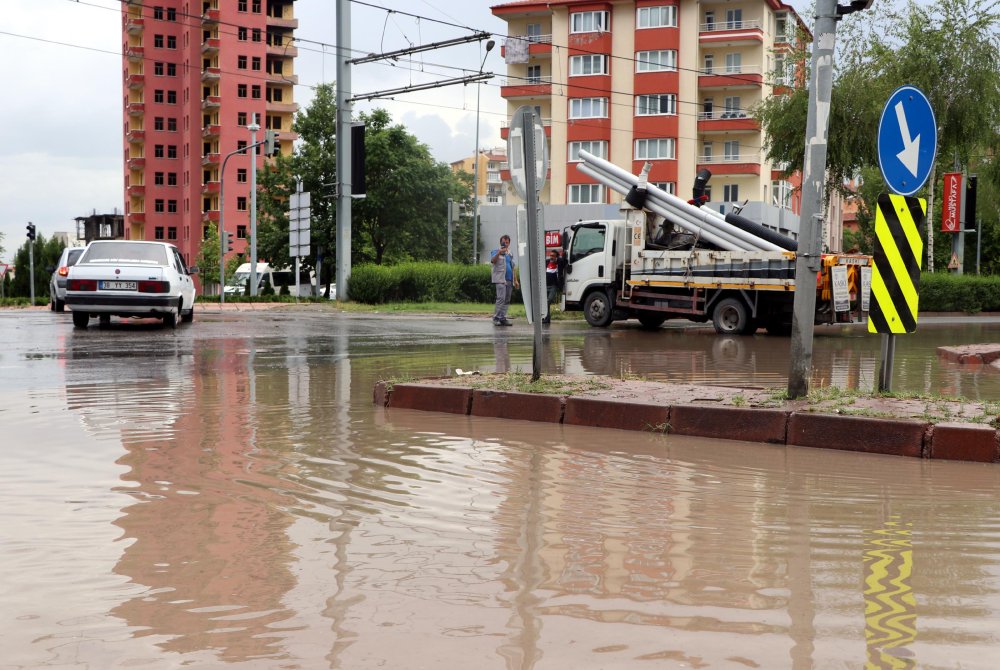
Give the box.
[388,383,472,415]
[471,390,563,423]
[670,405,789,444]
[787,413,927,457]
[930,422,998,462]
[564,396,668,432]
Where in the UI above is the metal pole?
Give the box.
[878,333,895,393]
[28,235,34,305]
[248,123,259,297]
[294,255,300,302]
[520,109,544,382]
[447,198,453,263]
[787,0,840,399]
[336,0,353,300]
[471,40,494,264]
[977,220,982,275]
[220,158,226,305]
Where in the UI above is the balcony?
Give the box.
[127,157,146,171]
[500,117,552,140]
[128,212,145,224]
[265,100,299,114]
[201,95,222,109]
[202,124,221,138]
[127,102,145,117]
[699,19,763,45]
[125,17,144,35]
[126,129,145,143]
[266,14,299,30]
[266,71,298,85]
[127,73,144,90]
[500,35,553,58]
[699,66,763,89]
[203,211,220,222]
[202,153,221,167]
[202,181,221,195]
[697,109,758,133]
[126,47,144,62]
[266,42,298,57]
[202,8,220,24]
[500,76,552,99]
[201,66,221,82]
[127,184,146,198]
[201,38,220,54]
[696,154,762,175]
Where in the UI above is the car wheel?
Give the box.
[55,298,66,313]
[163,311,177,328]
[181,302,194,323]
[584,290,614,328]
[72,311,89,329]
[712,297,755,335]
[98,314,111,327]
[49,299,55,312]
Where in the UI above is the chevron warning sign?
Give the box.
[868,193,926,334]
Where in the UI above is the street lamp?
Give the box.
[471,38,495,264]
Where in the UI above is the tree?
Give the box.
[195,225,222,289]
[10,234,63,300]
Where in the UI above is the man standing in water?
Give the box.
[490,234,519,326]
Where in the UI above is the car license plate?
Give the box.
[100,280,137,290]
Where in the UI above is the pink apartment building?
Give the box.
[121,0,298,272]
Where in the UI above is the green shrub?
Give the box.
[350,262,495,304]
[919,273,1000,313]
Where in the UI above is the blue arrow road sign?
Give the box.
[878,85,937,196]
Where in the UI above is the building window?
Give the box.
[237,84,248,98]
[238,0,247,10]
[237,112,248,125]
[154,62,165,76]
[634,138,676,160]
[569,55,607,76]
[155,226,165,239]
[526,23,542,41]
[776,12,791,41]
[166,90,177,104]
[251,56,262,71]
[238,27,248,41]
[636,93,676,116]
[167,172,177,186]
[772,180,793,209]
[725,52,742,73]
[155,199,166,213]
[651,182,676,195]
[636,50,677,72]
[252,28,262,42]
[251,85,261,99]
[167,117,177,131]
[237,140,247,150]
[724,95,743,116]
[270,88,283,102]
[237,197,248,211]
[237,168,248,183]
[637,6,677,29]
[569,97,608,119]
[167,145,177,158]
[570,10,609,33]
[167,200,178,213]
[153,6,164,20]
[568,140,608,162]
[154,172,165,185]
[167,63,176,76]
[237,55,247,69]
[702,142,713,160]
[154,89,165,103]
[724,184,740,202]
[154,116,165,130]
[237,225,248,238]
[154,144,165,158]
[167,227,178,240]
[166,36,176,49]
[252,0,261,12]
[724,140,740,160]
[703,53,715,74]
[568,184,604,204]
[725,8,743,30]
[154,34,164,48]
[166,7,176,21]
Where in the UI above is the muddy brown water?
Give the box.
[4,310,1000,668]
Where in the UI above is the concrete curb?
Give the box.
[378,382,1000,463]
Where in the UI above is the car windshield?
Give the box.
[81,242,169,265]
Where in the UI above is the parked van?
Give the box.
[225,263,314,296]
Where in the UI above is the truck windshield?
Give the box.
[570,225,606,263]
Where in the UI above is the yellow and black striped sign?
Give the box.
[869,194,926,334]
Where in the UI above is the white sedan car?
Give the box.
[65,241,197,329]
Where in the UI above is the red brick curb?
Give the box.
[564,397,668,432]
[670,405,789,445]
[377,382,1000,463]
[471,389,563,423]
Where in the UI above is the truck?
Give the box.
[562,152,872,335]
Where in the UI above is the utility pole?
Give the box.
[248,122,260,296]
[26,222,36,305]
[336,0,353,301]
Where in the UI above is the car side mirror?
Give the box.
[187,266,199,275]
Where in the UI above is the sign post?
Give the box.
[873,86,936,393]
[288,179,311,300]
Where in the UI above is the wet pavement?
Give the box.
[4,307,1000,668]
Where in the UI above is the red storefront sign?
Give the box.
[942,172,962,232]
[545,230,561,247]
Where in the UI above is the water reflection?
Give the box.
[14,314,1000,668]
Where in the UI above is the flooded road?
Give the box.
[4,308,1000,668]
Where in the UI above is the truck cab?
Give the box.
[563,220,629,327]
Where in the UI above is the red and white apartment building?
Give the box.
[121,0,298,267]
[491,0,806,216]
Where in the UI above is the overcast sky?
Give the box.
[0,0,813,263]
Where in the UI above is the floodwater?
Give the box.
[4,309,1000,669]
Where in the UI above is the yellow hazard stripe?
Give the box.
[874,221,920,317]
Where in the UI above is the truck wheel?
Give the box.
[584,290,614,327]
[637,312,667,329]
[712,297,754,335]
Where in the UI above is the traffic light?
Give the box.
[26,222,35,241]
[224,231,234,253]
[264,130,278,156]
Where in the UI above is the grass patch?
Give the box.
[466,372,612,395]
